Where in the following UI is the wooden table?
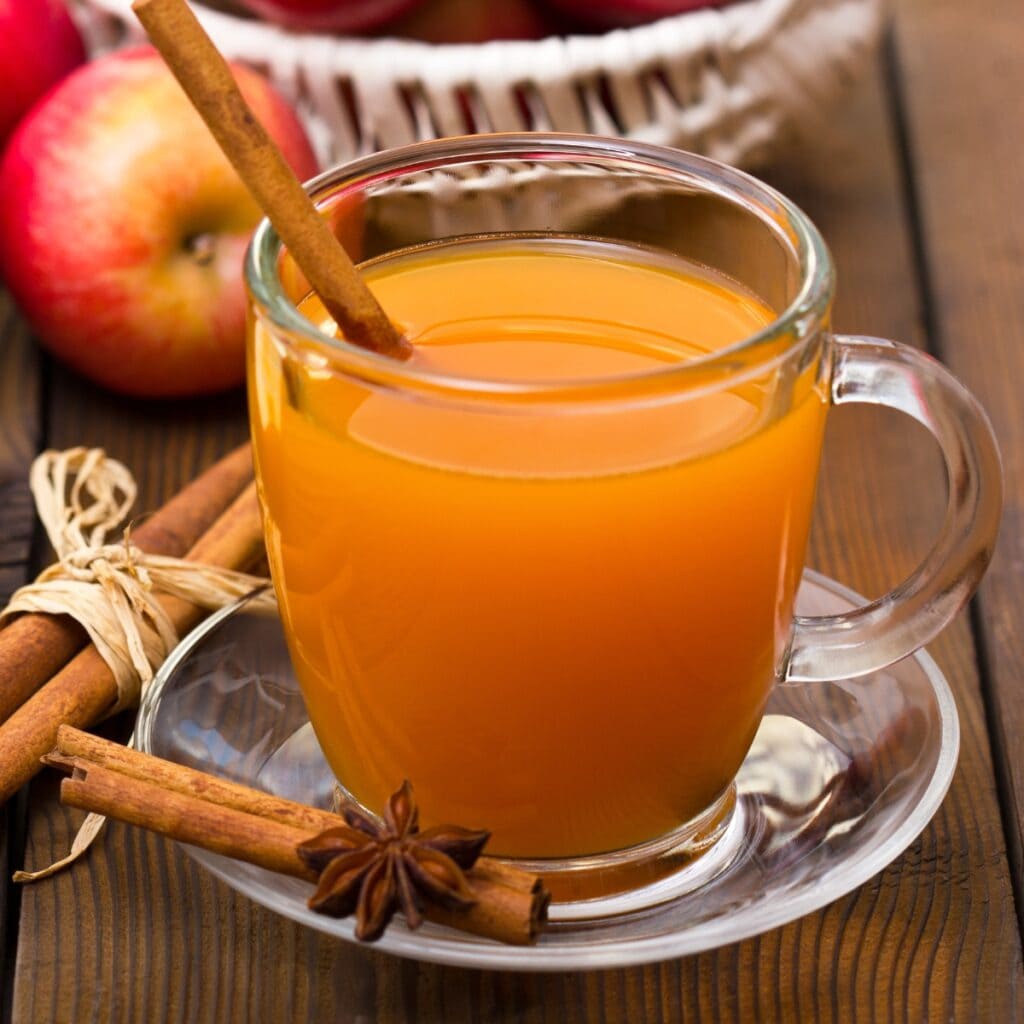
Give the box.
[2,1,1022,1018]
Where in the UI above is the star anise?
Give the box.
[296,781,491,942]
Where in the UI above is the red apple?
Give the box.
[387,0,554,43]
[234,0,427,32]
[0,0,86,146]
[0,47,319,398]
[539,0,725,30]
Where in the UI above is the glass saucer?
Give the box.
[135,571,958,971]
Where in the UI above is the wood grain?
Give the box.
[0,293,41,606]
[0,291,43,1019]
[891,0,1024,917]
[8,21,1024,1024]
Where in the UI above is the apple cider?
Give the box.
[249,237,828,858]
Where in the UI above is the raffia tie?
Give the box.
[1,447,275,715]
[4,448,276,884]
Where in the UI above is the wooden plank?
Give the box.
[10,361,249,1023]
[755,52,1023,1017]
[890,0,1024,913]
[0,294,41,604]
[9,56,1022,1024]
[0,292,43,1019]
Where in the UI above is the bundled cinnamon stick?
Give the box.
[0,443,253,724]
[45,727,549,946]
[0,482,267,805]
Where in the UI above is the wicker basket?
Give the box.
[69,0,881,169]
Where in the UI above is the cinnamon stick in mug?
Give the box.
[132,0,410,360]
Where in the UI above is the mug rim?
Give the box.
[245,132,835,405]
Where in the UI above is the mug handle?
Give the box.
[783,335,1002,683]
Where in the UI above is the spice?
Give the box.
[0,483,267,804]
[0,443,253,725]
[41,727,550,945]
[299,781,490,941]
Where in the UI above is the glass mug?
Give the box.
[245,135,1000,907]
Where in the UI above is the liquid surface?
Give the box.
[250,238,827,858]
[360,237,775,381]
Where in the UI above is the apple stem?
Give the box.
[132,0,411,361]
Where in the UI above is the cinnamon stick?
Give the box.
[58,758,314,879]
[51,724,341,835]
[0,443,253,724]
[132,0,411,360]
[47,729,548,945]
[0,483,266,805]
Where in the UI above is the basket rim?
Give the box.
[82,0,841,60]
[75,0,883,165]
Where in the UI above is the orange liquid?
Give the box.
[250,238,827,858]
